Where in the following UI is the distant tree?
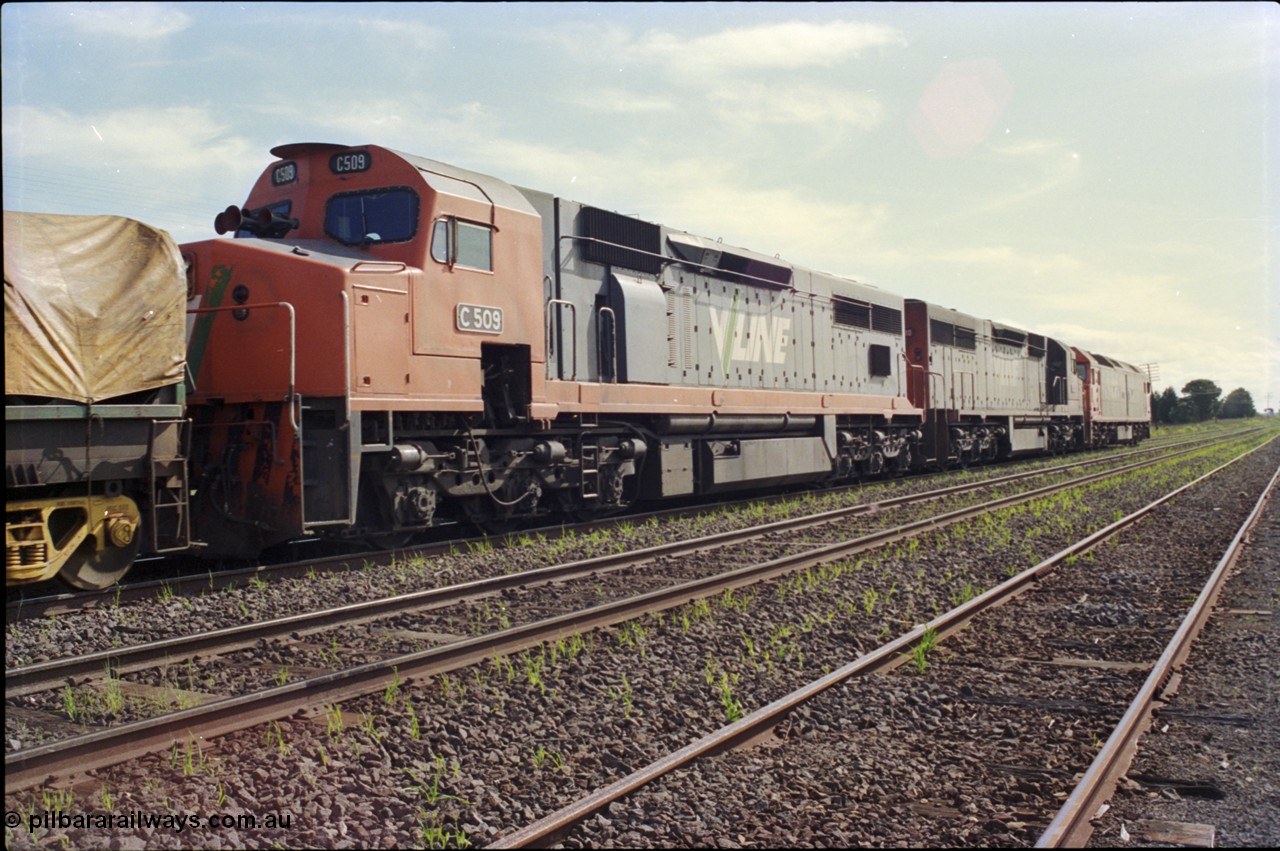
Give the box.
[1156,387,1180,424]
[1170,398,1197,424]
[1181,379,1222,422]
[1219,388,1257,419]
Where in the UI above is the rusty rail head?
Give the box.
[7,435,1269,801]
[1036,458,1280,848]
[3,439,1151,791]
[494,439,1277,849]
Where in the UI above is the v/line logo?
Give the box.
[708,289,792,373]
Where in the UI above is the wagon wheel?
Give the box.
[59,534,141,590]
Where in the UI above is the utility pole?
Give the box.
[1141,363,1161,429]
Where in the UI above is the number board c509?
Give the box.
[329,150,372,175]
[456,303,504,335]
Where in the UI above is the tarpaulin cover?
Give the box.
[4,211,187,402]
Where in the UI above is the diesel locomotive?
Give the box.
[4,142,1151,588]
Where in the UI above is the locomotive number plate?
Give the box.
[329,150,372,174]
[456,303,504,335]
[271,161,297,185]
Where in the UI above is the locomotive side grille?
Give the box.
[993,327,1026,346]
[833,297,871,329]
[681,288,695,369]
[930,319,975,350]
[871,304,903,335]
[579,207,663,274]
[666,289,678,368]
[718,252,793,287]
[930,319,955,347]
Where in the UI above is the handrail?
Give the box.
[302,290,358,528]
[349,261,407,274]
[598,306,618,384]
[546,299,578,380]
[899,353,927,406]
[186,302,298,433]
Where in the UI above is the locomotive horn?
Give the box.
[213,205,244,235]
[257,208,300,233]
[213,205,299,236]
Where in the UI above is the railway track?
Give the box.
[3,431,1235,700]
[490,439,1280,848]
[6,426,1249,626]
[4,428,1272,797]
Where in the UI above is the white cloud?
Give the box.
[4,104,255,175]
[640,20,908,76]
[706,81,883,132]
[358,18,446,49]
[1,104,260,236]
[914,237,1271,394]
[970,140,1083,212]
[62,2,191,39]
[530,18,904,134]
[563,89,676,115]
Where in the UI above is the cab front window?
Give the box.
[324,187,419,245]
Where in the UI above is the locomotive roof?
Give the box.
[908,298,982,330]
[1083,350,1142,373]
[269,143,539,217]
[387,147,538,217]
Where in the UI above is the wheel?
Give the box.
[365,532,419,551]
[461,496,524,537]
[59,534,140,590]
[476,517,522,537]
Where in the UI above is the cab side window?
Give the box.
[431,218,493,271]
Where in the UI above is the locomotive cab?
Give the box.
[184,144,555,555]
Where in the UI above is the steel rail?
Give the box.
[5,434,1229,697]
[4,437,1267,792]
[1036,459,1280,848]
[8,428,1246,624]
[491,438,1277,849]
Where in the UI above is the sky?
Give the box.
[3,2,1277,409]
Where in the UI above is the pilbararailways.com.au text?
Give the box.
[13,809,293,833]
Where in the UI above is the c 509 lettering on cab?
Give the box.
[456,303,503,335]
